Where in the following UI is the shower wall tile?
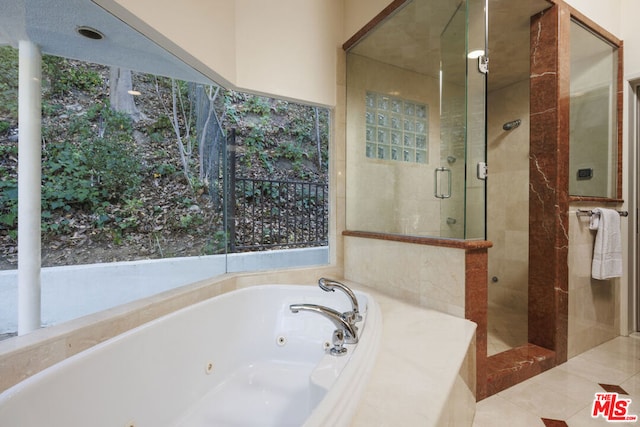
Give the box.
[487,80,530,318]
[346,54,441,236]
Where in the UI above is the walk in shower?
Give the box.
[345,0,556,361]
[345,0,487,240]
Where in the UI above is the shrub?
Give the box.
[43,56,103,96]
[0,179,17,233]
[40,105,141,224]
[0,46,18,118]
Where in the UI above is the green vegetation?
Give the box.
[42,105,141,214]
[0,47,18,119]
[0,46,329,267]
[43,56,103,96]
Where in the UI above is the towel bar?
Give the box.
[575,209,628,217]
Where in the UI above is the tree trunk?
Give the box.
[315,107,322,170]
[109,67,143,122]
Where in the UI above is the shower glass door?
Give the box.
[345,0,487,240]
[439,0,487,239]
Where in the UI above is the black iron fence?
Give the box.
[228,178,328,251]
[223,130,328,252]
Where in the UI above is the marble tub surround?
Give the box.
[350,284,477,427]
[343,231,491,318]
[343,235,466,315]
[0,273,476,427]
[343,231,491,400]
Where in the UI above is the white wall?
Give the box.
[94,0,402,106]
[343,0,395,41]
[564,0,622,37]
[95,0,344,106]
[562,1,640,85]
[621,0,640,334]
[94,0,237,88]
[234,0,342,105]
[621,0,640,76]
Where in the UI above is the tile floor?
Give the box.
[474,336,640,426]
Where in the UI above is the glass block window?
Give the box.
[365,91,428,164]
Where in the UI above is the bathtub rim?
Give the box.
[0,282,382,427]
[0,266,343,394]
[0,271,478,427]
[303,288,382,427]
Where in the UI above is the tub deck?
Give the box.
[0,275,476,427]
[350,286,477,426]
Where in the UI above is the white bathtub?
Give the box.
[0,284,381,427]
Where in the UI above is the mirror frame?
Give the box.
[568,11,623,202]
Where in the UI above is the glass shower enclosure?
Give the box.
[345,0,487,240]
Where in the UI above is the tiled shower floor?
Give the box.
[487,303,528,356]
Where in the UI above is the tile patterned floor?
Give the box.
[474,336,640,426]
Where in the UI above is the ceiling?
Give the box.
[0,0,212,84]
[0,0,573,96]
[349,0,552,92]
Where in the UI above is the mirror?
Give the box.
[569,19,620,199]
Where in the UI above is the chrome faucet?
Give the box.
[289,303,358,356]
[318,278,362,324]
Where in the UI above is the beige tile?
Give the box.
[530,367,603,406]
[477,338,640,426]
[567,404,627,426]
[578,345,640,377]
[621,372,640,398]
[556,355,635,385]
[595,336,640,359]
[497,380,588,421]
[473,394,545,427]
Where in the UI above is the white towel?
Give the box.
[589,208,622,280]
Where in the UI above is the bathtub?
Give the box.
[0,284,381,427]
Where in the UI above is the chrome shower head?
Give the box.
[503,119,521,131]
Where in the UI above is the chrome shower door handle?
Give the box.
[434,167,452,199]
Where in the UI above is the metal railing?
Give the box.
[228,177,328,251]
[223,130,328,252]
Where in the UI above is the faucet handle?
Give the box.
[329,329,348,356]
[344,310,363,324]
[318,278,361,323]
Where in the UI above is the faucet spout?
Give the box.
[289,303,358,344]
[318,278,362,323]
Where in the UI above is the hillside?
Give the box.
[0,50,329,270]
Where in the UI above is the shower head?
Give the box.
[503,119,521,131]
